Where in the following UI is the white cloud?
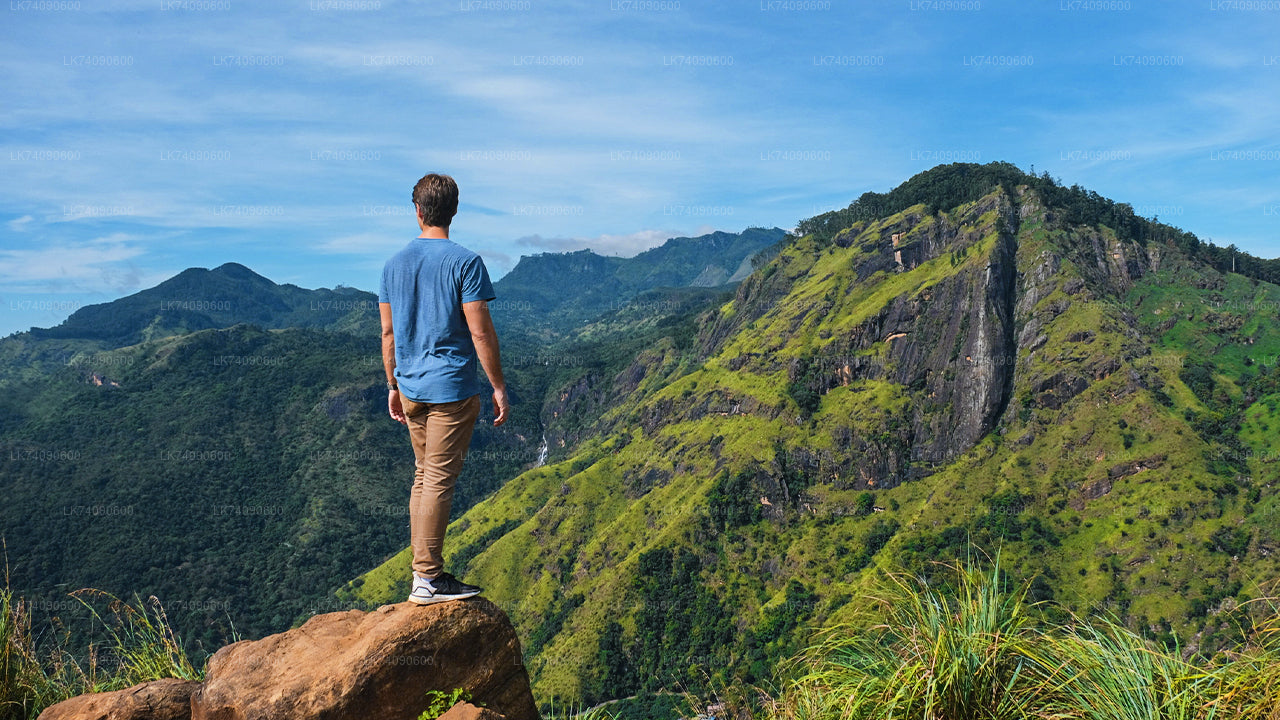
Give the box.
[316,232,411,255]
[0,235,150,293]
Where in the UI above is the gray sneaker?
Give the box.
[408,572,481,605]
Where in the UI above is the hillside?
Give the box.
[0,323,554,650]
[344,163,1280,704]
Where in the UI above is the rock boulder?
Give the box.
[192,598,537,720]
[37,678,199,720]
[39,598,538,720]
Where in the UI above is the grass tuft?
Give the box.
[774,550,1280,720]
[782,553,1046,720]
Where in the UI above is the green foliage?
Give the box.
[853,492,876,517]
[70,590,200,689]
[1180,359,1219,406]
[1027,620,1214,720]
[754,580,818,655]
[840,518,901,574]
[595,621,631,702]
[3,307,554,652]
[1204,527,1250,557]
[706,470,762,530]
[627,549,735,698]
[1212,601,1280,719]
[777,553,1280,720]
[793,161,1280,292]
[797,162,1024,242]
[449,520,522,579]
[785,354,822,416]
[586,691,687,720]
[527,594,584,656]
[417,688,472,720]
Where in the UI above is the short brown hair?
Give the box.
[412,173,459,228]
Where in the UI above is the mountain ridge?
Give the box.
[29,262,379,347]
[491,227,786,338]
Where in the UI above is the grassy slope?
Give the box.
[344,187,1280,701]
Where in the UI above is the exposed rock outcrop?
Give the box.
[38,599,538,720]
[38,678,199,720]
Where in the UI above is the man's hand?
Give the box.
[388,389,407,425]
[491,386,509,427]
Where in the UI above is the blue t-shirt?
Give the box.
[379,237,496,403]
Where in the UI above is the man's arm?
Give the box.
[379,302,406,425]
[461,299,508,427]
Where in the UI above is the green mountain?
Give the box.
[344,163,1280,704]
[28,262,378,348]
[491,227,786,338]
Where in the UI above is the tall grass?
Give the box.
[1208,600,1280,720]
[776,557,1280,720]
[69,589,200,689]
[781,556,1047,720]
[1028,620,1216,720]
[0,582,200,720]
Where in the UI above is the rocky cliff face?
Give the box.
[821,189,1022,477]
[688,186,1162,488]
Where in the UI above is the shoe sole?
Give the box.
[407,589,481,605]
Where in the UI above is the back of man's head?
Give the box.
[413,173,459,229]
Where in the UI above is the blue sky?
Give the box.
[2,0,1279,335]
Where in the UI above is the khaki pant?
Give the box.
[399,393,480,579]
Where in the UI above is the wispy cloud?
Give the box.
[0,234,150,292]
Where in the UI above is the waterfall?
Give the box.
[534,431,549,468]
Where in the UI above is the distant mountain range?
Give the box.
[490,227,786,338]
[343,163,1280,704]
[29,262,378,347]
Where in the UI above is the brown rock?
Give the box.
[37,677,199,720]
[439,702,508,720]
[191,598,537,720]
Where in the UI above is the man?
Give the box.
[379,173,509,605]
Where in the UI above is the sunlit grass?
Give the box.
[1027,619,1214,720]
[781,554,1047,720]
[774,552,1280,720]
[1208,598,1280,720]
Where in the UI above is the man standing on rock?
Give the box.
[379,173,509,604]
